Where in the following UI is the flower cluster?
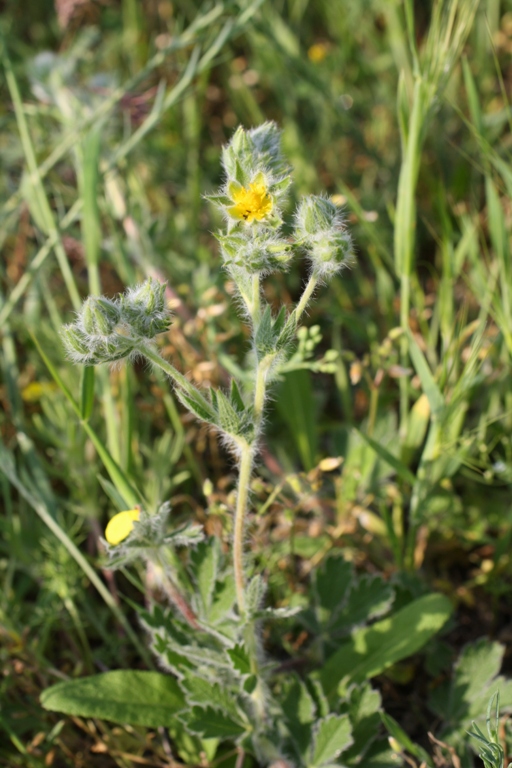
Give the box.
[61,278,170,365]
[207,122,293,278]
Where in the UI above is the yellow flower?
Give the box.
[227,180,273,222]
[105,509,140,545]
[307,42,328,63]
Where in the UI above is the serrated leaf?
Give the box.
[163,522,204,547]
[429,639,512,726]
[282,676,316,757]
[190,538,220,617]
[227,644,252,675]
[317,593,452,697]
[310,714,352,767]
[230,378,246,412]
[216,389,241,434]
[186,706,248,739]
[175,388,217,425]
[181,676,241,720]
[330,575,394,637]
[40,671,185,727]
[314,555,353,620]
[246,575,266,616]
[341,683,383,766]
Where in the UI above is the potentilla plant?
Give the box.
[43,124,452,767]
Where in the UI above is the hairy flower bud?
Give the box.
[216,231,292,274]
[122,279,170,338]
[294,196,353,278]
[81,296,120,336]
[61,279,171,366]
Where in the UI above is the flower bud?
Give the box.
[81,296,120,336]
[122,279,170,338]
[295,196,353,278]
[216,231,292,274]
[61,325,93,362]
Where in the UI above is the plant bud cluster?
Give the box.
[295,195,353,278]
[61,278,171,365]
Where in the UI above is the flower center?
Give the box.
[229,182,273,222]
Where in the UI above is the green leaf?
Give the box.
[227,644,252,675]
[230,378,246,412]
[186,706,248,739]
[216,389,241,434]
[282,675,316,757]
[180,676,242,720]
[407,332,445,421]
[190,538,220,617]
[317,593,452,697]
[310,714,352,767]
[175,388,217,425]
[429,639,512,727]
[380,713,433,767]
[355,427,417,486]
[330,575,394,637]
[40,671,185,727]
[79,365,95,420]
[30,332,142,508]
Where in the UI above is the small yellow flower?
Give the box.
[105,509,140,545]
[228,180,273,222]
[307,42,328,63]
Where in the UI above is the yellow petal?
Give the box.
[105,509,140,545]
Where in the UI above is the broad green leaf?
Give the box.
[310,714,352,768]
[186,706,248,739]
[40,671,185,727]
[317,594,452,697]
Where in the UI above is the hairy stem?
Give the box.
[136,341,211,409]
[294,271,319,324]
[233,442,253,617]
[251,273,261,323]
[154,559,200,630]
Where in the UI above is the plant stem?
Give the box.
[136,341,211,410]
[251,274,261,323]
[294,272,319,324]
[233,441,253,617]
[253,355,274,427]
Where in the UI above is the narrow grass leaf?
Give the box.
[407,331,445,420]
[31,332,142,507]
[354,428,417,486]
[80,366,95,421]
